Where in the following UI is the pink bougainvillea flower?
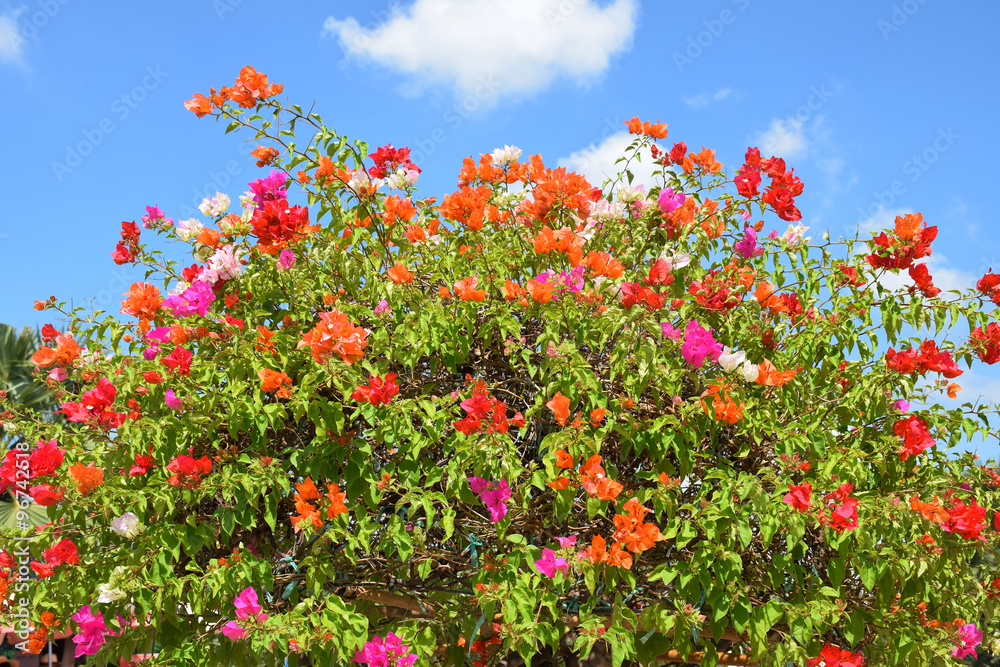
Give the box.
[278,249,296,271]
[222,621,247,641]
[163,281,216,318]
[468,477,511,523]
[71,605,109,657]
[657,187,684,214]
[734,225,765,258]
[681,320,722,368]
[555,535,577,549]
[952,623,983,659]
[354,632,417,667]
[534,548,569,578]
[234,587,265,621]
[164,390,183,411]
[661,321,683,341]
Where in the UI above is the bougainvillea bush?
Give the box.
[2,67,1000,666]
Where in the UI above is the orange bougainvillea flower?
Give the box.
[689,147,722,174]
[502,279,526,301]
[32,334,80,368]
[547,392,570,426]
[700,383,744,424]
[453,275,486,302]
[585,535,608,564]
[382,195,417,225]
[438,286,452,299]
[590,407,605,427]
[120,282,164,330]
[298,310,368,365]
[68,463,104,496]
[527,279,554,304]
[251,145,280,168]
[894,212,924,241]
[258,369,293,399]
[754,359,799,387]
[554,449,575,469]
[584,251,625,279]
[533,226,586,267]
[404,225,427,244]
[606,542,633,569]
[947,383,962,399]
[439,185,492,230]
[296,477,321,501]
[624,116,668,140]
[547,477,572,490]
[325,483,348,518]
[184,93,213,117]
[910,494,949,524]
[387,262,415,284]
[196,227,221,248]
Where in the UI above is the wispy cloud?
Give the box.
[682,87,732,109]
[558,130,664,189]
[323,0,638,100]
[755,118,807,158]
[0,8,25,64]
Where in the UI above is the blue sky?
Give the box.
[2,0,999,456]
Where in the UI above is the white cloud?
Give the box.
[0,8,25,63]
[755,118,806,158]
[557,131,665,189]
[323,0,638,99]
[682,87,732,109]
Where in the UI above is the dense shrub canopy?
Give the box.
[2,67,999,666]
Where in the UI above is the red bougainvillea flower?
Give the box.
[907,263,940,297]
[249,198,314,254]
[352,373,400,406]
[783,482,812,512]
[166,452,212,489]
[43,538,79,567]
[807,643,864,667]
[298,310,368,365]
[894,415,936,461]
[161,346,193,377]
[60,378,126,429]
[942,497,987,541]
[885,339,962,378]
[970,322,1000,364]
[865,213,937,270]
